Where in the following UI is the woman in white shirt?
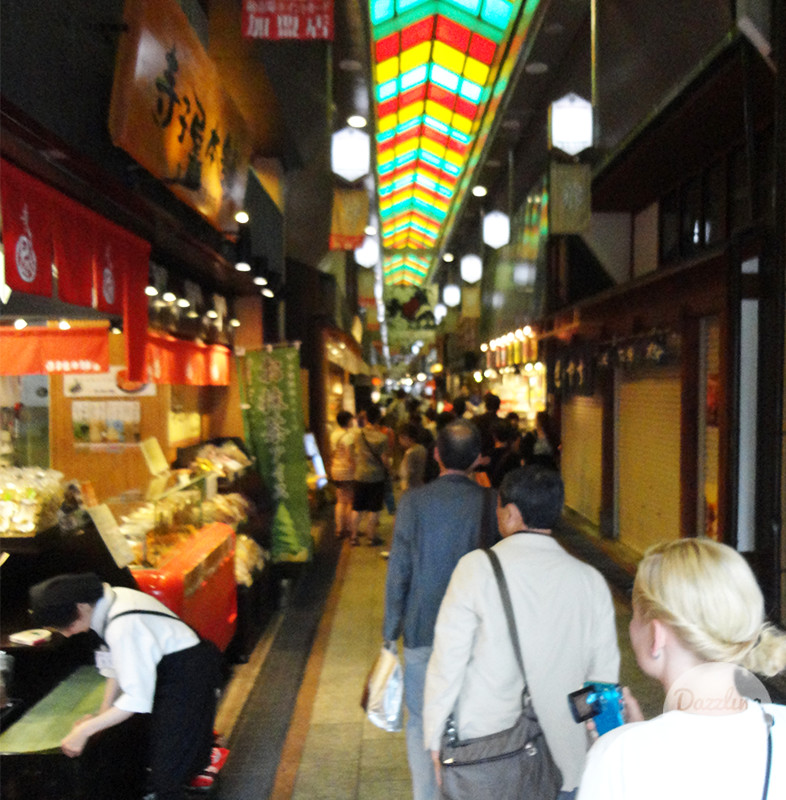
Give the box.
[329,410,355,538]
[578,539,786,800]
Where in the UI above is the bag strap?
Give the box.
[761,705,774,800]
[479,488,496,548]
[107,608,199,637]
[484,549,528,697]
[361,431,388,473]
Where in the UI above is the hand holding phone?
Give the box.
[568,682,625,735]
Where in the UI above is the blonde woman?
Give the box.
[578,539,786,800]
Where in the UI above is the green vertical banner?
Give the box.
[243,346,313,563]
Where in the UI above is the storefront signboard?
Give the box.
[0,328,109,376]
[242,346,312,562]
[242,0,333,41]
[109,0,252,232]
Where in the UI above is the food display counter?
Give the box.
[132,521,237,651]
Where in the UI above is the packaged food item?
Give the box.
[0,468,65,536]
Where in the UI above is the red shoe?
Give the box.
[188,746,229,789]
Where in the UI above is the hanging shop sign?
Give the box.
[597,332,677,370]
[144,332,231,386]
[549,343,596,399]
[0,160,151,383]
[241,346,312,563]
[0,161,55,298]
[242,0,334,41]
[109,0,252,232]
[0,328,109,376]
[329,188,369,250]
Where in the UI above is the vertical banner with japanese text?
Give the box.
[243,347,312,562]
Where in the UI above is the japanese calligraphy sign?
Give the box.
[242,347,312,562]
[109,0,252,231]
[242,0,333,41]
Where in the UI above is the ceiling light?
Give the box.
[460,254,483,284]
[480,343,489,352]
[331,127,370,182]
[144,285,159,297]
[206,309,219,319]
[262,288,275,298]
[176,298,190,308]
[187,311,199,319]
[416,372,427,382]
[339,58,362,72]
[443,283,461,308]
[14,319,27,330]
[58,320,71,330]
[364,225,377,236]
[443,252,454,263]
[235,261,251,272]
[524,61,549,75]
[234,210,249,224]
[513,262,536,286]
[229,318,241,328]
[550,92,593,155]
[110,326,122,335]
[347,115,367,128]
[253,276,268,286]
[473,371,483,383]
[472,185,488,198]
[354,236,379,268]
[162,292,176,303]
[483,210,511,249]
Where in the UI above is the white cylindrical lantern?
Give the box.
[482,210,510,249]
[354,236,379,268]
[460,253,483,283]
[550,92,593,156]
[331,127,371,181]
[433,302,447,322]
[443,283,461,307]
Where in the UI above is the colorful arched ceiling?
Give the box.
[369,0,531,286]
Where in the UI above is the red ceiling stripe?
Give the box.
[435,15,470,51]
[400,83,428,107]
[401,16,435,50]
[376,31,400,62]
[468,32,497,64]
[454,97,479,120]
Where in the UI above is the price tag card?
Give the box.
[140,436,169,476]
[87,505,135,568]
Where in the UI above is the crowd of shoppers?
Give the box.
[338,387,785,800]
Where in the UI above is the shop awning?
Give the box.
[145,331,231,386]
[0,327,110,375]
[0,159,151,381]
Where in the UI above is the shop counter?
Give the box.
[0,666,148,800]
[132,522,237,652]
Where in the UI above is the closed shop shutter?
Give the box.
[562,394,603,525]
[617,368,681,554]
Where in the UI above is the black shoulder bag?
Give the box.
[439,549,562,800]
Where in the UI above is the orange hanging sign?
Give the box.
[0,328,110,376]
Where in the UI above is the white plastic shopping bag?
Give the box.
[361,643,403,732]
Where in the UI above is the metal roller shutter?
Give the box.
[562,395,603,525]
[617,368,682,554]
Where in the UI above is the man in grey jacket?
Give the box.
[424,466,620,800]
[383,419,498,800]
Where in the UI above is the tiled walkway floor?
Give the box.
[218,508,664,800]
